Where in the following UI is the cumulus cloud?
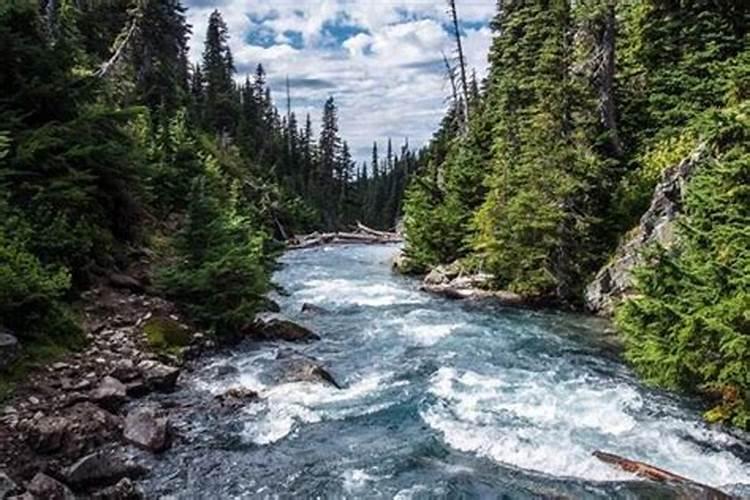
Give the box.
[184,0,494,163]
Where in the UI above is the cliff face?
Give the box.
[585,145,707,315]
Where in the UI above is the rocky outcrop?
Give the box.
[420,265,527,306]
[247,317,321,342]
[585,145,707,315]
[123,407,169,453]
[0,329,19,370]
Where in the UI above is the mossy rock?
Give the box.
[143,317,192,352]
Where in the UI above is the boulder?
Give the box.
[214,387,260,409]
[0,471,19,499]
[279,359,342,389]
[92,376,128,410]
[26,416,68,453]
[123,407,169,453]
[301,303,329,315]
[0,330,19,370]
[66,452,147,489]
[90,478,143,500]
[136,360,180,392]
[247,318,320,343]
[26,473,74,500]
[25,402,121,456]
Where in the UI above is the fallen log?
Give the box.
[287,225,402,250]
[355,222,400,240]
[593,451,732,499]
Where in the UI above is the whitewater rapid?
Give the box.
[138,244,750,499]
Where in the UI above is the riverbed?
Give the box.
[138,244,750,498]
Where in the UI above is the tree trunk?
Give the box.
[596,4,623,157]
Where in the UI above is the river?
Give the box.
[139,244,750,499]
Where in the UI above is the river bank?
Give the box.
[1,244,748,499]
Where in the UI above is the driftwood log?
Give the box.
[288,223,401,250]
[593,451,732,499]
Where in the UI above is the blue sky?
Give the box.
[184,0,495,164]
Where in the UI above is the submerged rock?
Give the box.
[26,472,75,500]
[585,144,707,315]
[247,317,321,342]
[123,407,169,453]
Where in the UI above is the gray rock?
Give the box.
[0,330,19,371]
[279,359,342,389]
[215,387,260,409]
[26,473,74,500]
[301,303,329,315]
[124,406,169,453]
[137,360,180,392]
[248,318,320,342]
[90,478,143,500]
[26,416,68,453]
[66,451,147,489]
[0,471,18,499]
[92,376,128,410]
[585,144,707,315]
[258,297,281,313]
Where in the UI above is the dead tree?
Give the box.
[448,0,470,128]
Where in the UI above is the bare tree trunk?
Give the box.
[448,0,470,128]
[96,18,138,79]
[596,4,623,157]
[442,52,460,118]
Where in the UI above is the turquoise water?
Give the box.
[140,244,750,499]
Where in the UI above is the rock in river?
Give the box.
[124,406,169,453]
[246,317,321,342]
[277,358,342,389]
[137,360,180,392]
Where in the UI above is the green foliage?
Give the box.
[0,199,80,344]
[616,104,750,429]
[158,153,272,337]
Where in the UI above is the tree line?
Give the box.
[0,0,409,372]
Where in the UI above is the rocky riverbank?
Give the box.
[0,269,332,499]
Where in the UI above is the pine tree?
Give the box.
[202,10,236,134]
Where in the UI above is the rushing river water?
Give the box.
[140,244,750,499]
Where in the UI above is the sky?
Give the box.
[183,0,496,165]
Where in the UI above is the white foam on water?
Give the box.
[341,469,379,493]
[241,372,399,445]
[422,367,750,487]
[295,278,427,307]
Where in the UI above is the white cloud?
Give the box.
[185,0,495,164]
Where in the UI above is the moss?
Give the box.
[143,316,192,353]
